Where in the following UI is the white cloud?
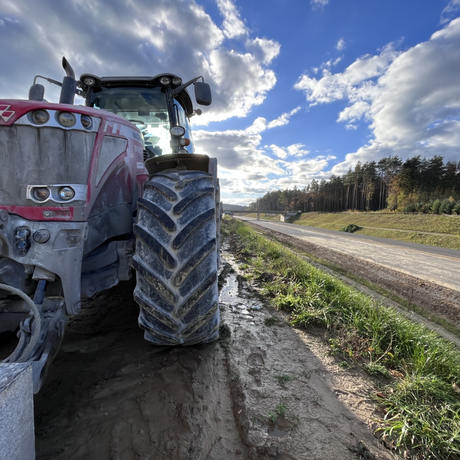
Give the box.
[337,101,371,126]
[245,37,281,66]
[287,144,311,157]
[270,145,290,159]
[295,42,400,104]
[311,0,329,9]
[316,56,343,73]
[441,0,460,24]
[0,0,280,124]
[194,110,333,203]
[295,18,460,174]
[267,106,301,128]
[216,0,248,38]
[336,38,346,50]
[194,105,302,168]
[269,143,310,159]
[286,158,331,176]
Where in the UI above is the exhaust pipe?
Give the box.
[59,57,77,105]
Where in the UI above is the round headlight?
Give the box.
[31,110,50,125]
[172,77,182,86]
[58,186,75,201]
[33,187,50,202]
[57,112,76,128]
[160,77,171,86]
[83,77,96,86]
[33,229,50,244]
[80,115,92,129]
[170,126,186,137]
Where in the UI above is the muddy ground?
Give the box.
[33,235,403,459]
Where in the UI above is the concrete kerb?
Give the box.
[0,363,35,460]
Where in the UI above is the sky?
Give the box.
[1,0,460,206]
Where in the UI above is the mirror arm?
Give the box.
[34,75,62,87]
[32,75,85,98]
[170,76,203,98]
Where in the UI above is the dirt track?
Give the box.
[34,239,395,459]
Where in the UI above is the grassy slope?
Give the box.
[242,212,280,221]
[291,212,460,250]
[224,218,460,459]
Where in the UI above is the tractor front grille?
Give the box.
[0,125,96,206]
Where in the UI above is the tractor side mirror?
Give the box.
[29,84,45,101]
[195,82,212,106]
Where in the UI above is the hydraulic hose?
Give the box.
[0,283,42,363]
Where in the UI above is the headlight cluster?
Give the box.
[30,186,76,203]
[29,110,93,130]
[159,76,182,86]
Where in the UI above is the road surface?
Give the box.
[236,216,460,293]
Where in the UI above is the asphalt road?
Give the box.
[236,216,460,293]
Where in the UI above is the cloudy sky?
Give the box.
[1,0,460,205]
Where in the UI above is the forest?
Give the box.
[249,155,460,214]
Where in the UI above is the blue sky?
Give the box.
[1,0,460,205]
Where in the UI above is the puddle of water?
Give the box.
[219,273,240,306]
[261,423,289,438]
[220,271,260,332]
[220,273,258,317]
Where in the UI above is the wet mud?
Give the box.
[34,246,394,459]
[34,278,247,460]
[216,254,392,460]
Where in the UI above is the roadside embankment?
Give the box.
[224,217,460,459]
[274,212,460,250]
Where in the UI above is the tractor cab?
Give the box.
[79,74,211,159]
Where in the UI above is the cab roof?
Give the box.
[79,73,194,116]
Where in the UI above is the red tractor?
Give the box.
[0,58,220,392]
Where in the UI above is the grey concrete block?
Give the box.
[0,364,35,460]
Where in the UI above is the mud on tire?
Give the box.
[133,170,219,345]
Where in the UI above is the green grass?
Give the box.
[267,402,288,423]
[292,212,460,250]
[224,217,460,459]
[245,212,281,221]
[275,374,291,384]
[268,234,460,338]
[356,227,460,250]
[264,315,278,326]
[297,212,460,235]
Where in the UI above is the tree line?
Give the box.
[249,155,460,214]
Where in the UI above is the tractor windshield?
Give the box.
[89,86,174,156]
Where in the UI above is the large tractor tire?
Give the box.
[133,170,220,345]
